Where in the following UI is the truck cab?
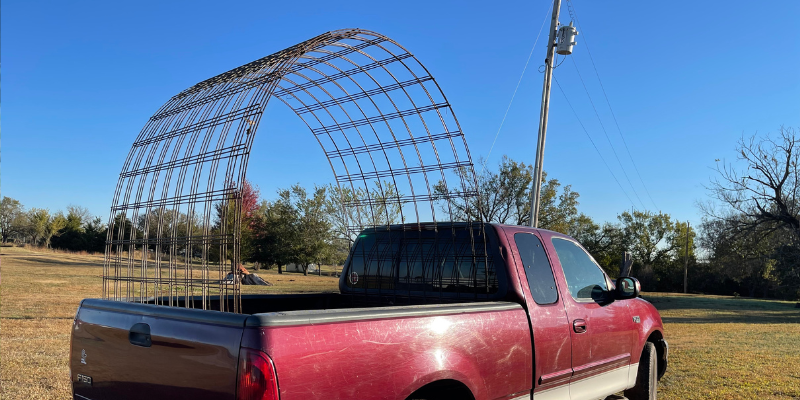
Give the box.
[496,224,667,399]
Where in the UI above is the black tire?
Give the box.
[406,380,474,400]
[624,341,657,400]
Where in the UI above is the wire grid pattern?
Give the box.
[344,225,500,305]
[104,29,483,312]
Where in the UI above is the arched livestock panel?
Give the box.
[104,29,488,312]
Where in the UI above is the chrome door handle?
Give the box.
[573,319,587,334]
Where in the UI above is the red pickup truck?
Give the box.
[70,223,667,400]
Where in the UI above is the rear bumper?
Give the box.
[656,338,668,380]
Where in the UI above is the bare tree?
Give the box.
[325,181,402,245]
[705,126,800,242]
[66,205,93,227]
[434,156,585,232]
[434,156,532,225]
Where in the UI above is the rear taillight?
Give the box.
[237,348,279,400]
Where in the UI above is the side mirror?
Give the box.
[615,276,641,300]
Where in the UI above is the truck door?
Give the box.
[508,231,572,399]
[545,236,636,400]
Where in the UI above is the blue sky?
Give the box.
[3,0,799,228]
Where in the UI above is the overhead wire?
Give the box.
[570,56,647,210]
[553,76,638,209]
[481,0,553,175]
[567,0,660,211]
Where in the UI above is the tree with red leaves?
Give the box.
[212,179,262,269]
[241,179,261,225]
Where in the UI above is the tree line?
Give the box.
[0,203,106,252]
[698,126,800,300]
[2,127,798,299]
[439,155,698,292]
[0,160,698,285]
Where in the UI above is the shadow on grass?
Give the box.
[660,313,800,324]
[643,293,800,324]
[5,256,104,268]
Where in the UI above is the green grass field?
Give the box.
[644,293,800,399]
[1,246,798,399]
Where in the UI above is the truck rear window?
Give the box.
[343,225,502,300]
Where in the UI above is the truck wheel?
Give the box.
[406,380,474,400]
[624,341,657,400]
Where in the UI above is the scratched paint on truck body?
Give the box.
[494,224,573,393]
[624,297,665,365]
[539,232,637,381]
[242,308,532,400]
[72,304,245,400]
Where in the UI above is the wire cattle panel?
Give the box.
[104,29,485,312]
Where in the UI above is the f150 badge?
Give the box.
[80,349,87,365]
[77,373,92,386]
[633,316,641,323]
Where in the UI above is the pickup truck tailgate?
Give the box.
[71,299,249,400]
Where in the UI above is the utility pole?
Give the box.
[529,0,562,227]
[620,251,633,277]
[683,221,690,294]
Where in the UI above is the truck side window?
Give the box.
[551,238,608,302]
[514,233,558,305]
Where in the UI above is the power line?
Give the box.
[570,56,647,210]
[566,0,660,211]
[482,0,553,174]
[553,77,638,209]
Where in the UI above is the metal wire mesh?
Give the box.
[103,29,483,312]
[341,223,502,306]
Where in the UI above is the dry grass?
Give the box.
[240,263,341,295]
[0,247,338,400]
[1,247,798,399]
[645,292,800,399]
[1,246,103,399]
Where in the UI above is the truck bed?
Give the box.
[72,295,530,400]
